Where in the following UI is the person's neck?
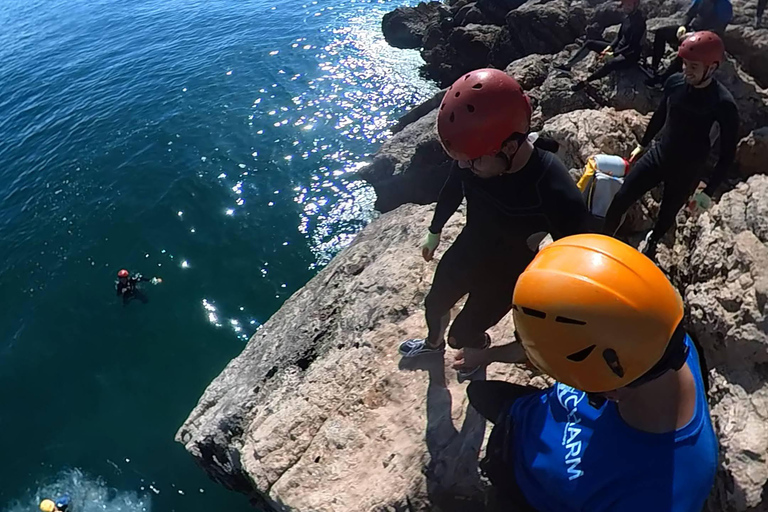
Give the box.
[504,140,534,174]
[616,363,696,433]
[693,76,714,89]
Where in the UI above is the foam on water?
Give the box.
[3,469,150,512]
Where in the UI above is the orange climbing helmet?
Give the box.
[436,68,532,161]
[678,31,725,67]
[512,234,685,393]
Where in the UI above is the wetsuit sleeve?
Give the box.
[640,81,671,146]
[615,13,646,57]
[608,21,623,50]
[541,155,591,238]
[704,99,739,196]
[684,0,701,27]
[428,165,464,234]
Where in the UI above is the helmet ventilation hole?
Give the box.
[440,104,445,110]
[454,91,461,98]
[449,112,455,123]
[567,345,596,362]
[521,307,546,319]
[472,83,483,89]
[603,349,625,378]
[466,104,475,113]
[555,316,586,325]
[464,74,471,80]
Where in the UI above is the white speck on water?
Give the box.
[226,209,234,216]
[145,254,149,258]
[238,163,246,169]
[181,260,189,269]
[268,201,274,206]
[201,156,207,162]
[161,249,166,254]
[218,173,226,179]
[252,151,258,157]
[182,87,187,92]
[239,306,244,311]
[125,458,130,463]
[178,490,185,495]
[177,211,183,217]
[190,228,196,233]
[226,70,232,75]
[199,489,205,493]
[269,51,279,56]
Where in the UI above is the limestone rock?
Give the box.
[382,2,447,49]
[177,204,540,512]
[658,175,768,511]
[505,0,587,58]
[724,25,768,89]
[735,127,768,179]
[357,110,450,213]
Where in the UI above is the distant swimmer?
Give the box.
[40,495,70,512]
[116,269,162,305]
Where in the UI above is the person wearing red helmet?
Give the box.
[603,31,739,258]
[555,0,646,92]
[116,268,162,305]
[646,0,732,86]
[398,68,590,380]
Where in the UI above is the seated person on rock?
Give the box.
[457,234,717,512]
[603,32,738,259]
[646,0,732,85]
[554,0,646,92]
[398,68,590,382]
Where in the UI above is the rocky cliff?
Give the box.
[178,0,768,510]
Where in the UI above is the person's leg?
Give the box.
[758,0,767,26]
[603,147,666,236]
[446,249,530,350]
[561,40,609,69]
[650,164,703,244]
[423,232,478,347]
[467,380,540,423]
[651,26,679,72]
[585,55,633,82]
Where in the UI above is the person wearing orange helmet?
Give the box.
[555,0,646,92]
[116,268,162,305]
[398,68,590,380]
[603,31,738,258]
[461,234,717,511]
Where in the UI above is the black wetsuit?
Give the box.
[116,274,151,305]
[758,0,767,25]
[565,9,646,82]
[603,73,739,242]
[425,147,589,349]
[650,0,732,80]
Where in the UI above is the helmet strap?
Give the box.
[499,131,531,173]
[627,322,689,388]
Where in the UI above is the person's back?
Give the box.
[511,335,717,511]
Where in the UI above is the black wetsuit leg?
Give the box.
[658,57,684,84]
[565,40,610,68]
[649,155,704,243]
[424,229,478,346]
[467,380,540,423]
[759,0,767,21]
[603,146,666,236]
[586,54,635,82]
[651,25,679,71]
[446,241,532,350]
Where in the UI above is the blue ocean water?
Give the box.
[0,0,437,510]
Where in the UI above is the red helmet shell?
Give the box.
[118,269,130,278]
[678,31,724,67]
[437,68,532,161]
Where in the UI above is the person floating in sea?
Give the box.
[555,0,646,92]
[40,495,70,512]
[398,68,590,381]
[602,31,738,259]
[461,234,717,511]
[116,269,162,305]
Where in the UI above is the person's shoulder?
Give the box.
[663,73,686,92]
[713,79,737,105]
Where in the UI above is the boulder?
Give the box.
[475,0,527,26]
[177,203,543,512]
[715,60,768,139]
[658,175,768,511]
[504,53,553,90]
[723,25,768,89]
[505,0,588,57]
[454,2,488,26]
[735,127,768,178]
[357,110,450,213]
[382,2,447,49]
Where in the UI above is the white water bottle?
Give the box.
[592,154,629,177]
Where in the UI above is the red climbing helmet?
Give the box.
[118,269,130,278]
[678,31,725,67]
[436,68,532,161]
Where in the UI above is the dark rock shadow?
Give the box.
[398,354,488,511]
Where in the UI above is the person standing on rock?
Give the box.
[463,234,717,512]
[646,0,732,86]
[554,0,646,92]
[602,31,739,259]
[398,68,590,381]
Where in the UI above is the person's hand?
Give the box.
[676,26,688,41]
[688,182,712,212]
[421,231,441,262]
[629,145,645,163]
[150,277,162,285]
[452,347,490,370]
[600,46,613,58]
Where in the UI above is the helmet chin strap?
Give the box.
[500,131,531,173]
[695,63,717,86]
